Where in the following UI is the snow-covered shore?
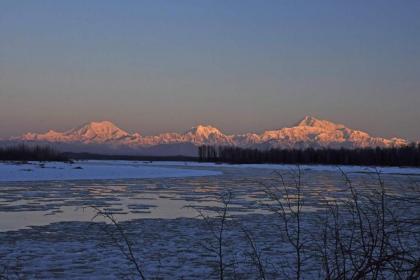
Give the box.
[0,161,221,182]
[143,161,420,175]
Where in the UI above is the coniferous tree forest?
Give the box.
[198,144,420,167]
[0,144,69,162]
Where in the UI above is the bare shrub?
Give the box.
[90,206,147,280]
[192,191,235,280]
[84,168,419,279]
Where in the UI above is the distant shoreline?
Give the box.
[62,152,199,162]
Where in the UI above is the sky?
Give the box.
[0,0,419,141]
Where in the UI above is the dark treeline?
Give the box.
[0,144,69,162]
[63,152,197,162]
[198,144,420,167]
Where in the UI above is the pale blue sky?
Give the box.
[1,0,419,140]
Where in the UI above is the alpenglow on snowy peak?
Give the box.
[21,121,130,143]
[11,117,408,155]
[296,115,345,130]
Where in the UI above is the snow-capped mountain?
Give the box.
[256,116,407,149]
[21,121,130,143]
[9,117,408,155]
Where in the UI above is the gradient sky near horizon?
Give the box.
[1,1,419,140]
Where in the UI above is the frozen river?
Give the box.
[0,161,419,279]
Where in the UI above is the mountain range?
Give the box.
[6,116,408,156]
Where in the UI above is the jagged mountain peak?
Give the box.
[73,120,122,131]
[181,124,234,145]
[185,125,223,136]
[296,116,344,130]
[297,116,320,126]
[65,121,129,141]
